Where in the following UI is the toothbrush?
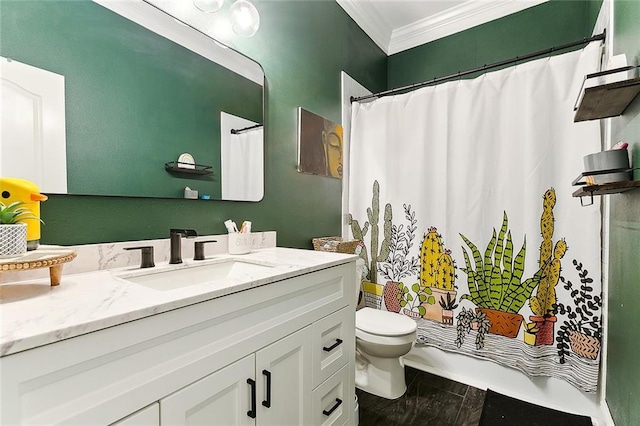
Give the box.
[224,220,236,233]
[612,141,628,150]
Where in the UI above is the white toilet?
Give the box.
[354,263,418,401]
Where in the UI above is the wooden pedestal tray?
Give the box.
[0,246,77,286]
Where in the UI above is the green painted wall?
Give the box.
[606,1,640,425]
[0,0,386,247]
[388,0,601,89]
[1,1,262,200]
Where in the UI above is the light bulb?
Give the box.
[193,0,224,13]
[229,0,260,37]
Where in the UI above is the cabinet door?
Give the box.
[110,403,159,426]
[160,355,255,426]
[256,327,313,426]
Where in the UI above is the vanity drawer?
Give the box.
[312,307,354,388]
[110,403,159,426]
[312,365,351,426]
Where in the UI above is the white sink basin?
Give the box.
[117,258,276,291]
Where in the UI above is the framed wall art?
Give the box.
[297,108,343,179]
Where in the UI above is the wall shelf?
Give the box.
[572,166,639,205]
[573,180,640,198]
[165,161,213,175]
[574,66,640,122]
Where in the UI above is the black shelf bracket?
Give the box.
[571,167,640,206]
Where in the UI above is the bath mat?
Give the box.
[479,389,593,426]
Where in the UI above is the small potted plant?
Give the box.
[379,204,420,313]
[439,292,459,325]
[523,322,538,345]
[555,259,602,363]
[396,282,435,318]
[419,228,458,323]
[0,201,41,258]
[455,307,491,350]
[459,211,545,338]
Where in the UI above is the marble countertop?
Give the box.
[0,247,357,357]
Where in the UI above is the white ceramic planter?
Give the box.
[0,223,28,258]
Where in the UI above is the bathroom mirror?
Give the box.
[0,0,264,201]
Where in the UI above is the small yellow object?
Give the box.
[524,331,537,346]
[0,178,48,248]
[362,281,384,296]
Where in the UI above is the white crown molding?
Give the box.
[388,0,548,55]
[336,0,393,54]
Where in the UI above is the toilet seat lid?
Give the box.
[356,307,417,336]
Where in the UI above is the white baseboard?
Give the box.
[594,399,615,426]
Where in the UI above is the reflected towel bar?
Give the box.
[231,124,263,134]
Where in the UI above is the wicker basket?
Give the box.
[312,237,361,254]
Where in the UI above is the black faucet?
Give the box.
[170,229,198,264]
[124,246,155,268]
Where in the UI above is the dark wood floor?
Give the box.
[356,366,486,426]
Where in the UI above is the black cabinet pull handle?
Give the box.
[322,398,343,416]
[323,338,343,352]
[247,378,256,418]
[262,370,272,408]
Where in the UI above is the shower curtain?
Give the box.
[348,43,603,392]
[221,127,264,201]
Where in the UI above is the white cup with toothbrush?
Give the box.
[226,220,252,254]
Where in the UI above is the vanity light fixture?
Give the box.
[192,0,260,37]
[229,0,260,37]
[193,0,224,13]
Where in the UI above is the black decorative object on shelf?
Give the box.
[165,161,213,175]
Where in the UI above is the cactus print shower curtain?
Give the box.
[348,43,603,392]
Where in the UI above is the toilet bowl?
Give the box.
[355,307,417,399]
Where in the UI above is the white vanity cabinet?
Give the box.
[0,261,356,426]
[161,327,313,426]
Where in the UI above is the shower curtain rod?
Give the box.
[351,30,606,103]
[231,124,263,134]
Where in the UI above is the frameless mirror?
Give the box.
[0,0,264,201]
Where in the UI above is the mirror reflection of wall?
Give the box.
[0,0,264,201]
